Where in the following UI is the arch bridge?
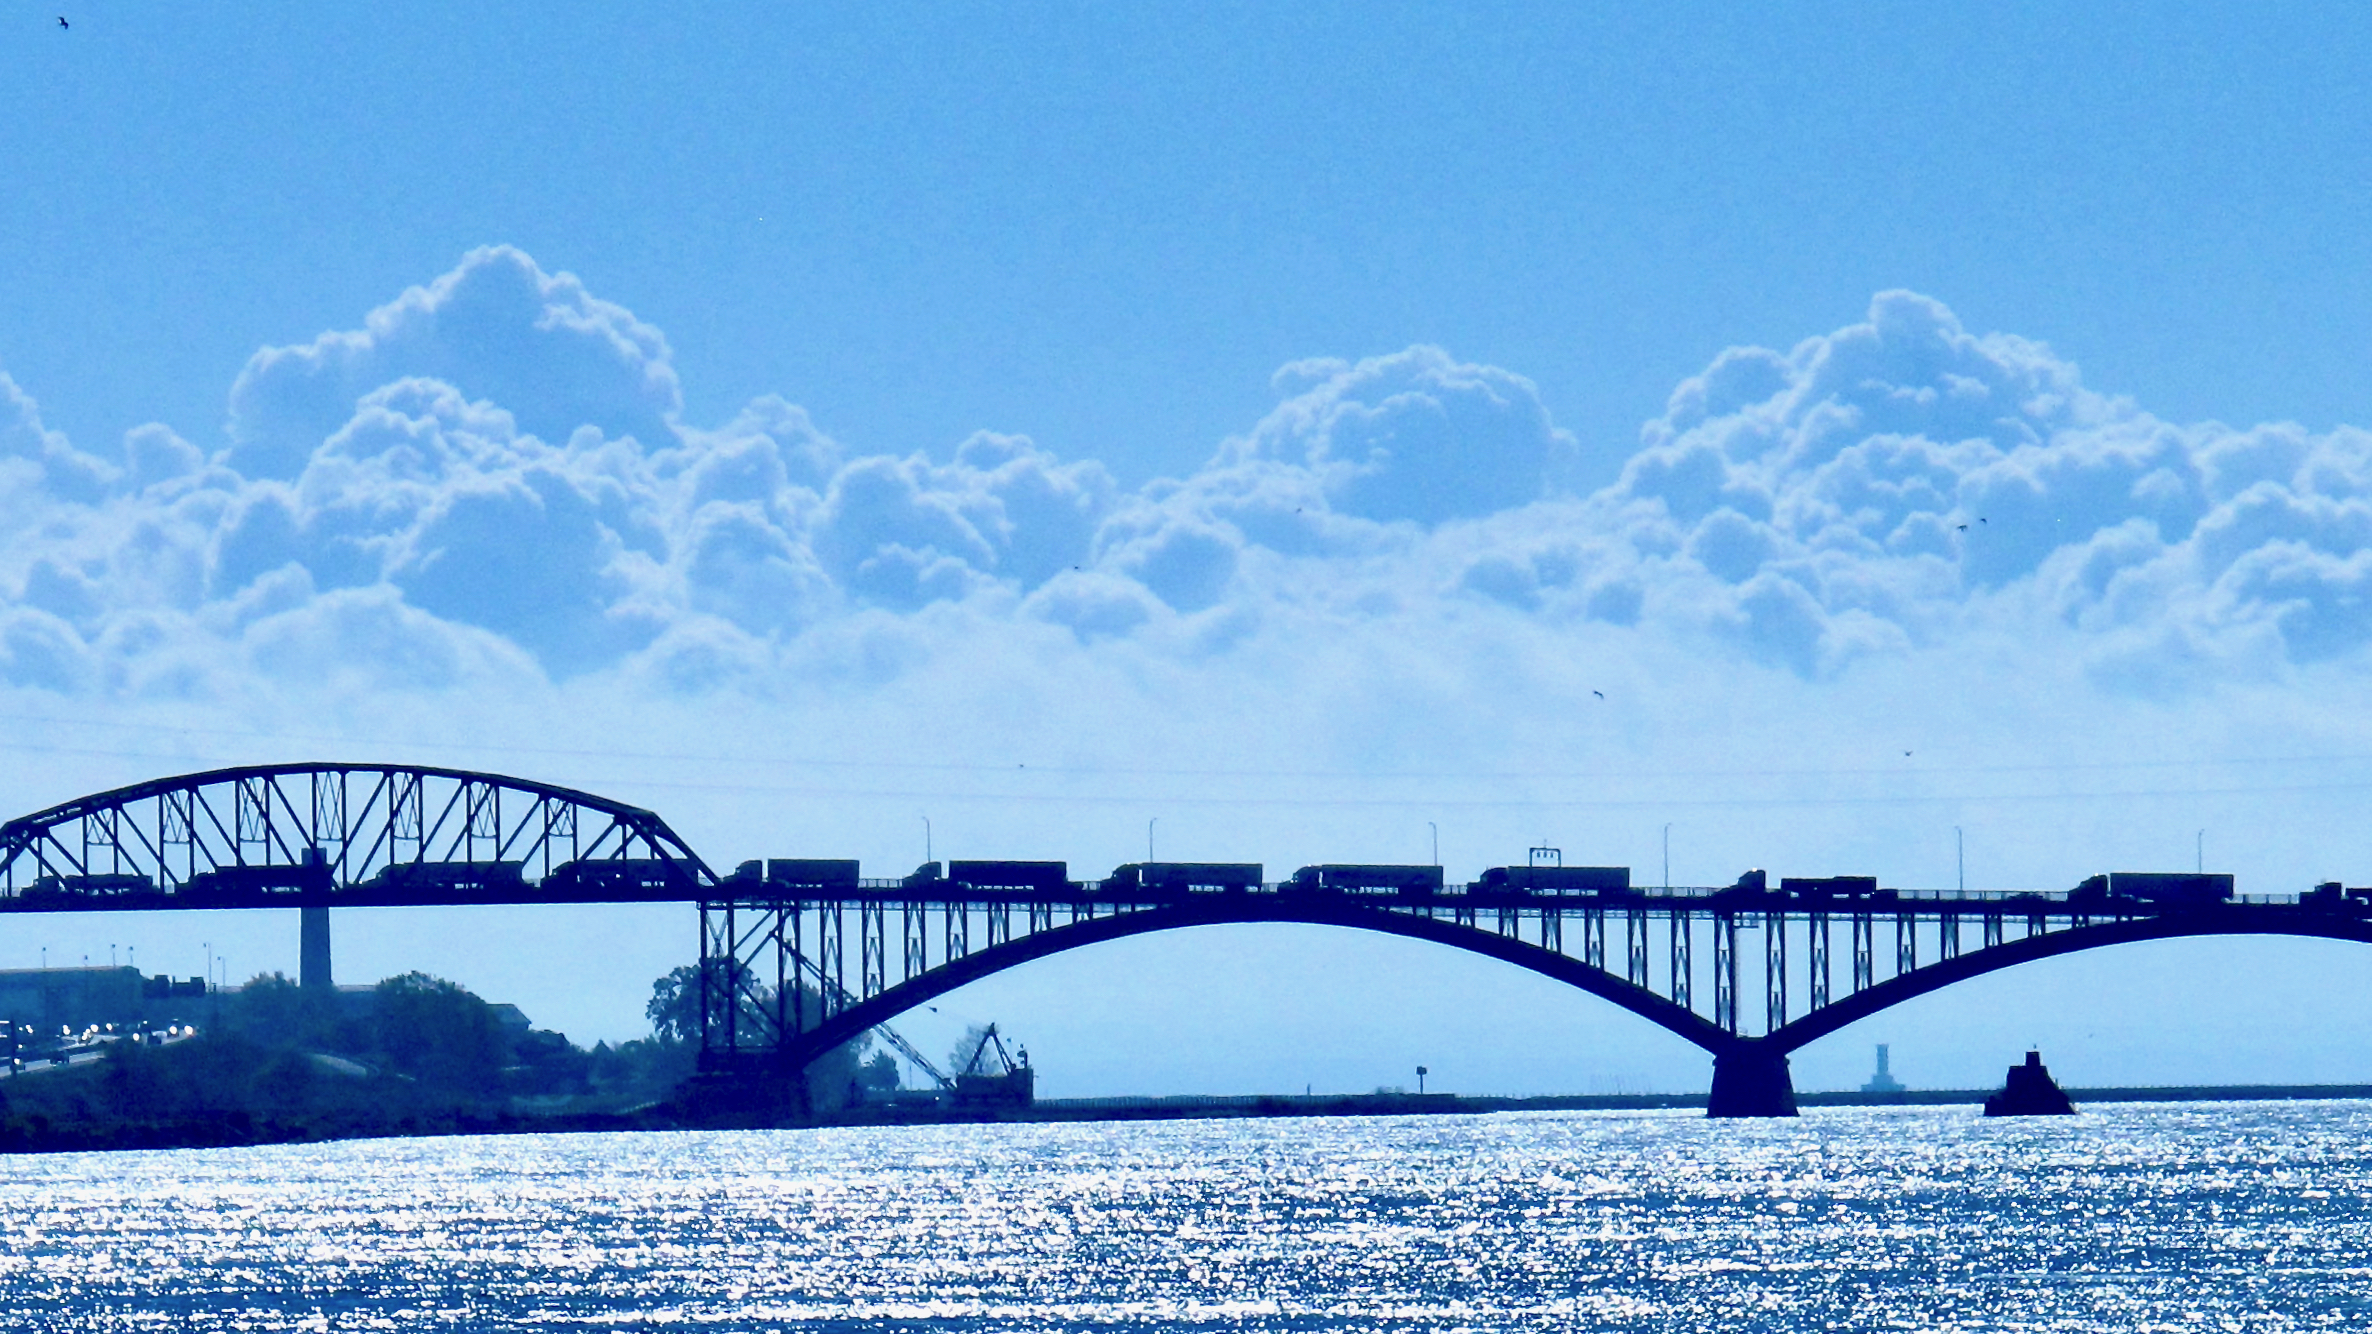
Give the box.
[7,765,2372,1117]
[700,860,2372,1116]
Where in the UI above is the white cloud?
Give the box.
[1221,346,1588,523]
[5,257,2372,709]
[224,246,681,480]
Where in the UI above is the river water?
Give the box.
[0,1103,2366,1331]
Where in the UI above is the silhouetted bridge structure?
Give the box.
[7,762,2372,1117]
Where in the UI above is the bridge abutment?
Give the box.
[1707,1045,1798,1118]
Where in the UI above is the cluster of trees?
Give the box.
[0,961,878,1149]
[222,972,526,1098]
[644,963,873,1106]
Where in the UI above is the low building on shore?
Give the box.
[0,966,210,1034]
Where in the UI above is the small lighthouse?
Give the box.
[1861,1043,1906,1095]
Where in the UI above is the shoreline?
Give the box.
[6,1082,2368,1155]
[838,1081,2372,1126]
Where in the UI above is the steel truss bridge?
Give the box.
[7,762,2372,1117]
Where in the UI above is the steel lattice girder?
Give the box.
[0,763,715,909]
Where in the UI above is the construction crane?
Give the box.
[950,1022,1034,1108]
[872,1023,955,1093]
[874,1022,1035,1108]
[773,951,1027,1104]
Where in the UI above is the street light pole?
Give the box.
[1662,823,1671,891]
[1956,826,1964,893]
[1148,817,1158,863]
[1428,822,1438,867]
[921,816,932,867]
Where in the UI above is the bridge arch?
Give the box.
[768,899,1739,1069]
[1767,907,2372,1054]
[725,895,2372,1117]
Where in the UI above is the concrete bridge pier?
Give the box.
[298,846,333,991]
[300,906,332,990]
[1707,1044,1798,1118]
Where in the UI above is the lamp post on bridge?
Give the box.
[1428,822,1438,867]
[1662,823,1671,891]
[1956,826,1964,893]
[1148,817,1158,863]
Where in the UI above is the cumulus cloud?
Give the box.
[5,252,2372,708]
[225,246,681,479]
[1221,347,1587,523]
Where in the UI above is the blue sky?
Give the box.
[6,5,2372,1097]
[12,5,2372,472]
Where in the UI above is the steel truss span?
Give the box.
[0,763,716,909]
[696,878,2372,1116]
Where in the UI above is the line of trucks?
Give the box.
[20,856,691,906]
[30,856,2372,914]
[723,859,2372,912]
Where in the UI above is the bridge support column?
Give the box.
[1707,1045,1797,1118]
[300,906,332,990]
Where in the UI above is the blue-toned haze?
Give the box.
[4,6,2372,1098]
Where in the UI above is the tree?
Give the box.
[949,1024,995,1075]
[372,972,509,1097]
[642,965,874,1113]
[645,965,702,1046]
[250,1048,319,1112]
[647,960,780,1047]
[856,1050,899,1091]
[226,972,349,1052]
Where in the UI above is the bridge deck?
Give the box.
[0,876,2336,915]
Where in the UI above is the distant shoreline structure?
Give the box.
[6,1081,2366,1153]
[1861,1044,1906,1095]
[850,1081,2372,1126]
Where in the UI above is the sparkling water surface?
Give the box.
[2,1103,2368,1331]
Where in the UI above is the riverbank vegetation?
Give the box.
[0,966,864,1153]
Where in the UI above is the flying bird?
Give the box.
[1956,523,1969,531]
[1592,690,1604,700]
[58,15,69,27]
